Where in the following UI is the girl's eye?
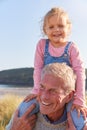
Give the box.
[48,26,54,29]
[58,25,65,28]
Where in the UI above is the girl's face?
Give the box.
[45,14,69,47]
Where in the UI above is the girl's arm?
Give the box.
[69,43,86,107]
[32,39,45,94]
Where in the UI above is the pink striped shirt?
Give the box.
[32,39,86,106]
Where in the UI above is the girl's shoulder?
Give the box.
[36,39,47,53]
[36,38,47,48]
[69,41,79,50]
[37,38,47,45]
[69,41,81,54]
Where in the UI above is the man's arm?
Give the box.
[6,104,37,130]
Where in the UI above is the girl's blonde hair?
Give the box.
[42,7,72,35]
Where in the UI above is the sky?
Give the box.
[0,0,87,71]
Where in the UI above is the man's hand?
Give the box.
[23,94,37,102]
[66,112,87,130]
[83,123,87,130]
[11,104,37,130]
[66,112,76,130]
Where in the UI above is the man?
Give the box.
[6,63,87,130]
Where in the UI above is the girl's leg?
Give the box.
[18,98,39,117]
[66,100,86,130]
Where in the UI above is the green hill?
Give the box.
[0,68,86,88]
[0,68,34,86]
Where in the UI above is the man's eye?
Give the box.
[49,89,57,95]
[40,85,45,90]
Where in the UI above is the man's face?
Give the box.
[38,74,68,120]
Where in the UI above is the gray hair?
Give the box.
[41,63,76,94]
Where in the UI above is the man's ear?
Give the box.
[66,91,74,103]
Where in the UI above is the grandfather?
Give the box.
[6,63,87,130]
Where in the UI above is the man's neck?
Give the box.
[43,108,67,125]
[46,108,65,122]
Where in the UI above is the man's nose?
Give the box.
[42,90,50,99]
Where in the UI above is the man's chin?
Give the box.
[40,107,51,115]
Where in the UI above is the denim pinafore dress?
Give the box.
[44,39,72,66]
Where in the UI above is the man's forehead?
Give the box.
[41,74,64,88]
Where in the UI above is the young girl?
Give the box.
[24,7,86,129]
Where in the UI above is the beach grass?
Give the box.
[0,94,24,130]
[0,94,87,130]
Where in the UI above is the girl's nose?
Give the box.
[54,27,59,31]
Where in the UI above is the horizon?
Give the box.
[0,66,87,72]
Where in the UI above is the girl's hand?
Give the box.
[23,94,37,102]
[71,104,87,119]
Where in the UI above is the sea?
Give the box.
[0,84,30,88]
[0,84,32,97]
[0,84,87,97]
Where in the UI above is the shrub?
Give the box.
[0,95,23,130]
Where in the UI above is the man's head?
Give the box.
[38,63,76,121]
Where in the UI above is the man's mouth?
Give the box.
[41,101,51,106]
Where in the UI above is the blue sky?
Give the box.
[0,0,87,71]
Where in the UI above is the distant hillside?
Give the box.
[0,68,86,88]
[0,68,34,86]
